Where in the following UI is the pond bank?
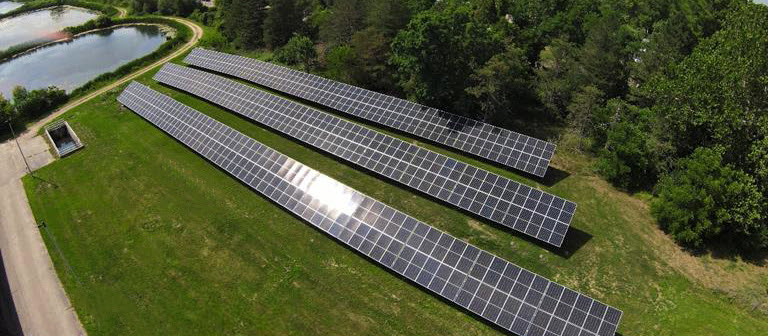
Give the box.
[0,22,173,64]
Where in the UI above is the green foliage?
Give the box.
[348,27,397,92]
[273,35,315,69]
[566,85,604,138]
[652,147,766,249]
[262,0,307,48]
[205,0,767,255]
[596,100,661,190]
[217,0,267,49]
[647,3,768,160]
[534,38,580,119]
[630,9,699,83]
[322,45,355,83]
[390,2,503,114]
[11,86,68,121]
[318,0,365,45]
[576,9,636,99]
[130,0,198,16]
[0,94,15,125]
[188,9,216,26]
[0,40,51,62]
[64,15,113,34]
[466,44,534,121]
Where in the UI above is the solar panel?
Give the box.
[117,81,622,336]
[154,63,576,247]
[184,48,556,177]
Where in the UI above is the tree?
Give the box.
[646,3,768,161]
[132,0,157,14]
[565,85,604,139]
[652,147,766,250]
[534,38,579,118]
[364,0,412,36]
[0,94,13,124]
[348,27,397,93]
[630,9,698,84]
[595,101,661,190]
[575,8,636,99]
[390,2,503,114]
[12,86,68,121]
[466,44,533,122]
[263,0,307,49]
[323,45,356,84]
[274,35,316,69]
[217,0,268,49]
[318,0,366,45]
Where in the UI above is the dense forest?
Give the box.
[17,0,765,255]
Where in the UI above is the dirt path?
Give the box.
[116,6,127,18]
[0,17,202,336]
[20,17,203,141]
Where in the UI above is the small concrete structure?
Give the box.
[44,120,83,157]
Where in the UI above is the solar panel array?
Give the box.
[184,48,556,177]
[118,81,622,336]
[155,63,576,247]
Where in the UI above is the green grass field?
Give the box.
[23,52,768,335]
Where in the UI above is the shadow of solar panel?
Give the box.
[154,63,576,247]
[184,48,556,177]
[117,81,622,336]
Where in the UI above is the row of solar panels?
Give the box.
[155,63,575,247]
[185,48,556,178]
[116,49,622,335]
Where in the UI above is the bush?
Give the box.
[323,45,356,83]
[595,100,660,190]
[652,147,766,250]
[274,36,316,69]
[11,86,68,121]
[64,15,113,35]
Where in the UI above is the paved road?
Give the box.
[0,17,202,336]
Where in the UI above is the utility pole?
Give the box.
[7,118,33,177]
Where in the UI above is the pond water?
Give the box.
[0,6,100,50]
[0,25,167,98]
[0,1,23,14]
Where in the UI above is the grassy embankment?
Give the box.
[23,49,768,335]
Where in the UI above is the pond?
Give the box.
[0,1,23,14]
[0,6,100,51]
[0,25,167,98]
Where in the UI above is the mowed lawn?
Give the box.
[23,55,768,335]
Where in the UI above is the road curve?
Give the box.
[116,6,128,18]
[21,17,204,140]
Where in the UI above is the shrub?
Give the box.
[652,147,766,250]
[274,35,316,69]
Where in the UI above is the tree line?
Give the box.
[0,87,68,139]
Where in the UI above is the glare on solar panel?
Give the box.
[184,48,556,177]
[117,81,622,336]
[154,63,576,247]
